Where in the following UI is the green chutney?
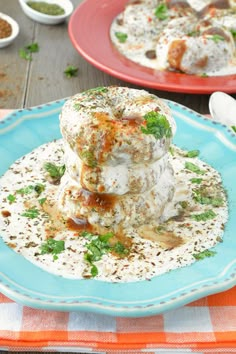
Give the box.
[26,1,65,16]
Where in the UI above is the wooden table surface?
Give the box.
[2,0,236,114]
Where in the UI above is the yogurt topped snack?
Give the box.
[110,0,236,76]
[0,87,228,282]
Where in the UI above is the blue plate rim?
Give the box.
[0,97,235,317]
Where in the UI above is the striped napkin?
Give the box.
[0,288,235,353]
[0,110,235,354]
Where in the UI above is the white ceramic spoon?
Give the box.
[209,91,236,132]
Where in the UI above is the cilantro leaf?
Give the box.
[191,209,217,221]
[190,178,203,184]
[26,42,39,52]
[85,87,109,95]
[44,162,66,182]
[80,150,97,167]
[187,30,200,37]
[38,197,46,205]
[230,29,236,38]
[185,162,205,175]
[113,241,129,256]
[193,249,217,260]
[16,184,45,196]
[64,65,78,78]
[155,3,168,20]
[82,231,129,277]
[169,146,175,155]
[21,207,40,219]
[200,73,208,77]
[19,42,39,61]
[17,185,35,195]
[19,48,32,61]
[40,238,65,261]
[209,34,225,43]
[185,150,200,158]
[232,126,236,133]
[141,111,172,140]
[7,194,16,203]
[34,183,45,196]
[193,188,224,207]
[179,201,188,209]
[115,32,128,43]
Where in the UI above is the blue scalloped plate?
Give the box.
[0,99,235,317]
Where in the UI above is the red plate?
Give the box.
[68,0,236,94]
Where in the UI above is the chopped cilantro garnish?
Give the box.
[82,87,109,99]
[187,30,200,37]
[26,42,39,52]
[230,29,236,38]
[232,126,236,133]
[7,185,44,204]
[16,184,45,196]
[81,231,129,277]
[113,241,129,256]
[191,209,216,221]
[193,188,224,207]
[81,231,95,239]
[85,232,113,261]
[169,146,175,155]
[179,201,188,209]
[141,111,172,140]
[19,48,32,61]
[21,207,40,219]
[90,264,99,277]
[193,249,217,260]
[209,34,225,43]
[40,238,65,261]
[154,3,168,20]
[200,73,208,77]
[44,162,66,182]
[185,150,200,158]
[190,178,203,184]
[115,32,128,43]
[74,103,81,111]
[85,87,108,94]
[19,42,39,61]
[80,150,97,167]
[185,162,205,175]
[64,65,78,78]
[38,197,46,205]
[34,183,45,196]
[17,185,34,195]
[7,194,16,203]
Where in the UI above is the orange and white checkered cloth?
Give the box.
[0,110,235,354]
[0,288,235,353]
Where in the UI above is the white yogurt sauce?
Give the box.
[0,140,228,282]
[110,1,236,76]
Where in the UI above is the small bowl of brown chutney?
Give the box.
[0,13,19,48]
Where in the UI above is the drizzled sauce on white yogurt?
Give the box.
[0,140,228,282]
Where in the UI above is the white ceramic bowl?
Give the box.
[18,0,74,25]
[0,13,19,48]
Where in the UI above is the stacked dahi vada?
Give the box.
[0,85,229,281]
[58,86,176,234]
[155,15,236,75]
[110,0,236,76]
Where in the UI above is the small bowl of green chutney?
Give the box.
[18,0,73,25]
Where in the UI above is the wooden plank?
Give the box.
[23,0,123,107]
[0,0,35,108]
